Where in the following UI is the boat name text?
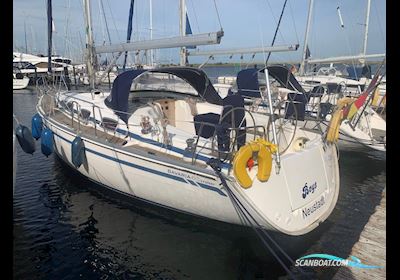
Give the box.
[302,196,325,219]
[302,182,317,199]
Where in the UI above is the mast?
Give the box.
[24,21,28,54]
[47,0,52,73]
[83,0,96,89]
[361,0,371,66]
[149,0,154,66]
[299,0,314,75]
[179,0,186,66]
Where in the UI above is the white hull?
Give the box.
[296,74,386,108]
[302,108,386,152]
[13,77,30,90]
[337,111,386,152]
[38,92,340,236]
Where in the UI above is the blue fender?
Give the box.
[31,113,43,140]
[15,124,35,154]
[71,136,86,168]
[41,128,54,157]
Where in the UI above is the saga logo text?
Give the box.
[302,182,317,199]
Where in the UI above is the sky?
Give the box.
[13,0,386,65]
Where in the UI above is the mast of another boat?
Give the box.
[24,20,28,54]
[299,0,314,76]
[306,1,385,67]
[83,0,96,89]
[179,0,187,66]
[47,0,53,73]
[92,1,224,69]
[150,0,154,67]
[361,0,371,66]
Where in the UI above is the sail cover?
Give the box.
[105,67,223,123]
[185,13,196,49]
[123,0,135,70]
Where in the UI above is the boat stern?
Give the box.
[234,140,340,236]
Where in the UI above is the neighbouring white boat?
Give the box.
[35,67,340,236]
[295,66,386,107]
[13,73,30,90]
[295,70,386,152]
[13,52,72,79]
[332,107,386,151]
[294,0,386,111]
[79,69,118,85]
[295,67,368,95]
[213,65,386,152]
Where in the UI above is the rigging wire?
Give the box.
[213,0,223,30]
[336,4,358,79]
[372,0,386,49]
[97,0,105,64]
[101,0,120,66]
[265,0,294,64]
[105,0,121,42]
[207,160,306,279]
[258,14,268,68]
[100,0,113,45]
[288,0,300,44]
[265,0,288,64]
[98,0,106,46]
[77,0,85,62]
[189,0,201,33]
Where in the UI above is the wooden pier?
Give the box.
[332,187,386,280]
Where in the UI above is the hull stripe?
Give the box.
[51,129,227,196]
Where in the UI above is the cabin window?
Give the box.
[132,72,198,96]
[13,61,36,69]
[54,58,71,64]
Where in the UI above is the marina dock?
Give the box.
[333,187,386,280]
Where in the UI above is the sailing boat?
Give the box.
[295,0,386,103]
[293,0,386,152]
[13,70,30,90]
[32,0,339,236]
